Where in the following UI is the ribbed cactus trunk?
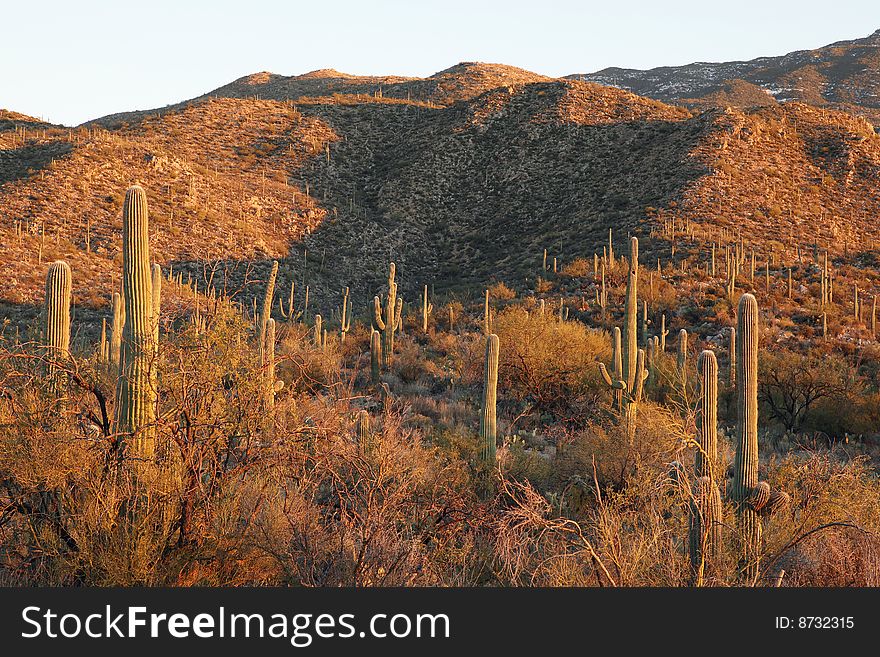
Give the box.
[372,262,402,369]
[483,288,490,335]
[100,318,109,364]
[314,314,323,347]
[260,260,279,346]
[44,260,72,385]
[611,327,623,412]
[370,329,381,386]
[356,409,373,453]
[623,238,638,393]
[422,285,430,334]
[340,286,351,341]
[660,314,668,352]
[728,327,736,388]
[265,318,277,409]
[151,264,161,353]
[114,185,157,461]
[733,293,761,583]
[110,291,123,370]
[696,350,718,478]
[689,475,722,587]
[479,334,499,464]
[677,329,688,381]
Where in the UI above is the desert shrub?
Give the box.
[561,258,591,278]
[489,307,608,425]
[488,281,516,301]
[766,452,880,586]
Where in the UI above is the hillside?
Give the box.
[3,62,880,338]
[569,29,880,125]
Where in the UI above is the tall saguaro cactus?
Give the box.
[730,293,789,582]
[114,185,157,460]
[372,262,402,369]
[44,260,72,381]
[695,350,718,479]
[732,293,761,582]
[260,260,279,347]
[479,334,500,464]
[598,237,648,443]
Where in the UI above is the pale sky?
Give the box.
[2,0,879,126]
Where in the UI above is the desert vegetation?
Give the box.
[2,180,880,588]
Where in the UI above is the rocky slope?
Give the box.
[569,29,880,126]
[3,61,880,332]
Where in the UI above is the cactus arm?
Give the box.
[373,296,386,331]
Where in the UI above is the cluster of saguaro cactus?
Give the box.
[689,350,723,585]
[44,260,72,385]
[598,237,648,443]
[372,262,402,369]
[114,185,158,460]
[731,293,790,583]
[479,333,500,463]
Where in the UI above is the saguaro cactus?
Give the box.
[314,314,323,347]
[370,329,381,386]
[356,409,373,453]
[689,475,722,586]
[372,262,403,369]
[44,260,72,380]
[731,293,789,583]
[660,314,669,352]
[114,185,157,459]
[479,334,500,464]
[610,327,623,412]
[728,327,736,388]
[264,318,283,408]
[340,287,352,341]
[598,237,648,443]
[422,284,432,334]
[110,291,123,369]
[695,350,718,479]
[483,289,490,335]
[260,260,279,346]
[100,318,109,364]
[677,329,688,377]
